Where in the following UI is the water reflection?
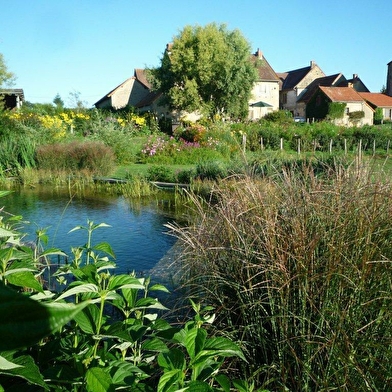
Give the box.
[1,187,179,274]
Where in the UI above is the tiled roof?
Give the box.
[250,50,280,82]
[319,86,365,102]
[298,74,345,103]
[358,92,392,108]
[279,65,312,90]
[134,69,151,89]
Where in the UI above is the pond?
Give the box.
[0,186,181,279]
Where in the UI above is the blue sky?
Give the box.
[1,0,391,107]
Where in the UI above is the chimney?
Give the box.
[255,48,262,58]
[310,60,315,68]
[353,74,358,79]
[348,82,353,88]
[387,61,392,96]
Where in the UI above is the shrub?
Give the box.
[146,165,176,182]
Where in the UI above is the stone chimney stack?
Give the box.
[255,48,263,58]
[353,74,358,79]
[310,60,315,68]
[387,61,392,96]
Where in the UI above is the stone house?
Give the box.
[296,73,347,118]
[248,49,280,120]
[94,69,153,110]
[306,86,374,126]
[278,61,325,116]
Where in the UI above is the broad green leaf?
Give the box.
[0,285,89,350]
[185,328,207,359]
[0,355,22,370]
[110,360,148,385]
[215,374,231,392]
[157,348,186,371]
[40,248,67,258]
[157,368,183,392]
[73,303,100,334]
[0,227,15,238]
[108,275,144,291]
[149,283,170,293]
[6,271,43,292]
[189,335,246,368]
[136,297,168,311]
[85,367,114,392]
[55,283,99,301]
[93,241,116,258]
[142,338,169,352]
[0,352,48,390]
[186,380,214,391]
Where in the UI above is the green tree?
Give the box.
[150,23,258,120]
[53,93,64,109]
[0,53,15,87]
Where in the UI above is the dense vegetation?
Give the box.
[148,23,258,120]
[1,105,392,390]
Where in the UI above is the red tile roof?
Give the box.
[319,86,365,102]
[358,92,392,108]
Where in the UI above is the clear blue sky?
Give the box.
[1,0,391,107]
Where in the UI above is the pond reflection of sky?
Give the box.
[2,189,178,274]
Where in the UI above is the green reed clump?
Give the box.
[168,161,392,391]
[36,140,115,176]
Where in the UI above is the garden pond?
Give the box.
[1,186,183,287]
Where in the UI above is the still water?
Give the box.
[1,187,179,276]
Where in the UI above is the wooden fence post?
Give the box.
[297,138,301,154]
[344,139,347,155]
[260,137,264,150]
[329,139,333,154]
[280,138,283,150]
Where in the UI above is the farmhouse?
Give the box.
[94,69,153,110]
[278,61,325,116]
[306,86,374,126]
[248,49,280,119]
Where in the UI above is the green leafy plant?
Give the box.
[0,204,248,391]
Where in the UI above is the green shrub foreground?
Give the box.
[0,209,250,391]
[167,161,392,391]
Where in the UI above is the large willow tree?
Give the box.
[150,23,258,120]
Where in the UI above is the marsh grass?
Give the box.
[167,160,392,391]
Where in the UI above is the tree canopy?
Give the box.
[150,23,258,120]
[0,53,16,87]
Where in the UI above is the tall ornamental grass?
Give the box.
[168,161,392,391]
[36,140,115,176]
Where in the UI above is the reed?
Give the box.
[167,160,392,390]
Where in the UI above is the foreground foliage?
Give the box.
[168,160,392,391]
[0,207,247,391]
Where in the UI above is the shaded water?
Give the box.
[1,186,181,276]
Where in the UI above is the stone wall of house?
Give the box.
[334,101,373,126]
